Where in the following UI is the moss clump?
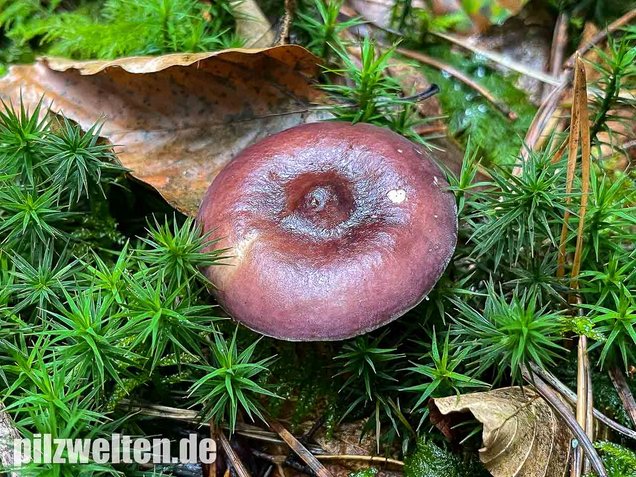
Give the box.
[404,439,489,477]
[0,0,241,63]
[408,44,536,166]
[349,469,378,477]
[595,441,636,477]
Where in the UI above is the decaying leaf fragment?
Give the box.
[0,46,324,215]
[431,387,572,477]
[233,0,276,47]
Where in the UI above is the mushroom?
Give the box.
[197,122,457,341]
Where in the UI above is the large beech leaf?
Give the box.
[431,387,572,477]
[0,46,324,215]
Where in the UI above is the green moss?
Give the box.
[0,0,241,61]
[266,342,339,426]
[349,469,378,477]
[404,439,489,477]
[406,44,536,166]
[595,441,636,477]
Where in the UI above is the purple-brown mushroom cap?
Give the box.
[197,122,457,341]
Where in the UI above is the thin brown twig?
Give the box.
[570,61,593,475]
[518,81,569,165]
[608,367,636,427]
[269,419,334,477]
[252,450,313,474]
[276,0,296,46]
[117,401,293,445]
[315,454,404,467]
[251,450,286,466]
[543,12,569,102]
[528,362,636,440]
[555,55,591,283]
[413,124,447,135]
[430,31,561,87]
[358,9,562,88]
[217,431,252,477]
[549,138,568,164]
[253,452,405,468]
[209,420,217,477]
[550,13,570,77]
[397,47,518,120]
[521,365,608,477]
[563,9,636,69]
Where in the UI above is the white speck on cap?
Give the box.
[387,189,406,204]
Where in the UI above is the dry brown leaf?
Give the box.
[0,46,325,216]
[431,387,572,477]
[233,0,276,47]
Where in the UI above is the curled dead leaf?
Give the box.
[0,46,326,216]
[431,387,572,477]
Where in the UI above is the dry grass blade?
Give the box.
[571,63,592,474]
[218,431,253,477]
[397,47,518,120]
[570,57,591,291]
[557,54,589,279]
[117,401,293,446]
[570,61,592,472]
[550,54,593,477]
[521,365,608,477]
[528,364,636,440]
[269,420,334,477]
